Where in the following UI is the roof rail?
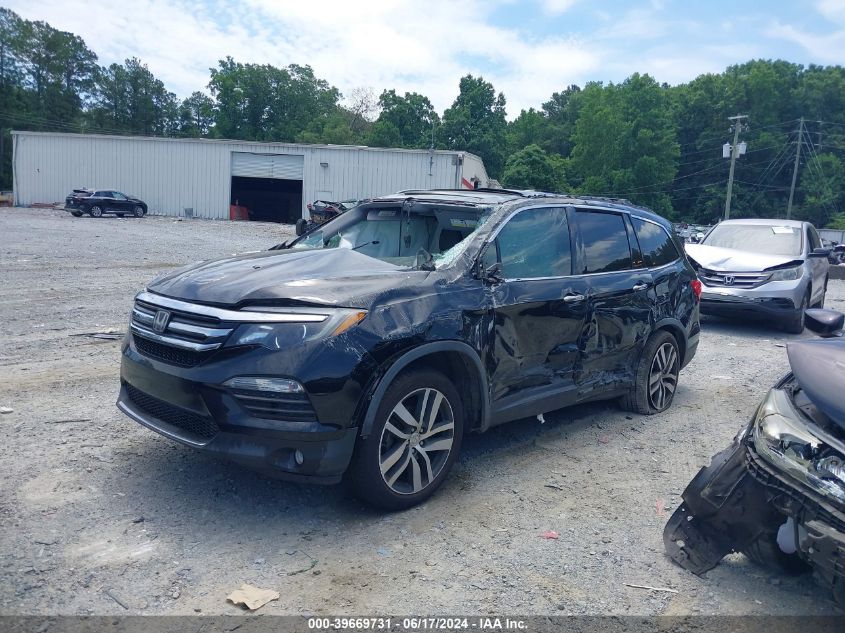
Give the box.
[397,188,527,197]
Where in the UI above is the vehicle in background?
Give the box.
[686,219,830,333]
[665,307,845,607]
[674,223,712,244]
[821,239,845,265]
[65,189,148,218]
[116,189,700,509]
[295,199,361,236]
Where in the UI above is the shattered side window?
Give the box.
[496,207,572,279]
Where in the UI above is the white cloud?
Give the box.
[540,0,579,15]
[7,0,601,116]
[767,21,845,64]
[816,0,845,25]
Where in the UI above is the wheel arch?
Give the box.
[358,341,489,439]
[653,318,687,366]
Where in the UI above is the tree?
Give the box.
[88,58,177,135]
[208,57,340,142]
[369,89,439,149]
[178,91,214,137]
[570,74,679,215]
[501,144,567,192]
[439,75,508,177]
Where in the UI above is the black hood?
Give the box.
[787,337,845,430]
[148,248,428,309]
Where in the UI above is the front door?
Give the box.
[486,206,589,413]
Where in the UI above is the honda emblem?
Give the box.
[153,309,171,333]
[723,275,735,286]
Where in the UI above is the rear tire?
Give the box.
[349,369,463,510]
[88,205,103,218]
[620,330,680,415]
[70,211,83,217]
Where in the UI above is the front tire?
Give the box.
[620,330,680,415]
[70,211,83,217]
[349,369,464,510]
[784,290,810,334]
[88,205,103,218]
[133,205,145,218]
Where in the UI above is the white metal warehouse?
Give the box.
[11,131,489,223]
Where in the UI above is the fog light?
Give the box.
[294,450,305,466]
[223,376,304,393]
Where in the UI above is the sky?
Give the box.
[10,0,845,117]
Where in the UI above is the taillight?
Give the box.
[691,279,702,301]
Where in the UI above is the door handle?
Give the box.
[563,293,585,303]
[632,282,649,291]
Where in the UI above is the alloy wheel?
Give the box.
[378,387,455,495]
[648,342,679,410]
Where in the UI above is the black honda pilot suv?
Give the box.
[118,189,700,509]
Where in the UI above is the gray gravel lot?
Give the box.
[1,207,844,616]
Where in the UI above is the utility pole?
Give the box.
[786,117,804,219]
[723,115,747,220]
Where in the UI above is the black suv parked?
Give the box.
[65,189,148,218]
[117,189,700,508]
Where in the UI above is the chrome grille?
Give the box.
[699,269,771,289]
[131,297,233,365]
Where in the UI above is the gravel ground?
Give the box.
[1,207,843,617]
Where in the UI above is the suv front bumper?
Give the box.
[117,343,359,484]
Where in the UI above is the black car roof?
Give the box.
[377,189,670,228]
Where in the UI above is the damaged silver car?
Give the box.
[686,219,830,332]
[664,308,845,606]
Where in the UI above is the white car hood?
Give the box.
[685,243,802,272]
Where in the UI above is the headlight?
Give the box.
[752,387,845,503]
[225,308,366,350]
[767,266,803,282]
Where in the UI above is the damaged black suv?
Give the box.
[117,189,700,509]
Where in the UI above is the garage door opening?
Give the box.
[230,176,303,223]
[230,152,305,223]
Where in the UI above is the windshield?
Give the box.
[702,223,803,257]
[290,205,491,268]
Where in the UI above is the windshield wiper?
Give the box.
[352,240,380,251]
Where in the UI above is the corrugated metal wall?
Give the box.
[12,132,487,221]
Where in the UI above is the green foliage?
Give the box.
[208,58,340,142]
[569,74,679,216]
[501,144,567,192]
[369,90,439,149]
[439,75,508,177]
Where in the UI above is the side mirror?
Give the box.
[809,247,831,258]
[805,308,844,337]
[484,261,504,284]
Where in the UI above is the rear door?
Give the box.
[487,206,589,404]
[571,208,652,389]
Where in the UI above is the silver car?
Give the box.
[685,219,830,333]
